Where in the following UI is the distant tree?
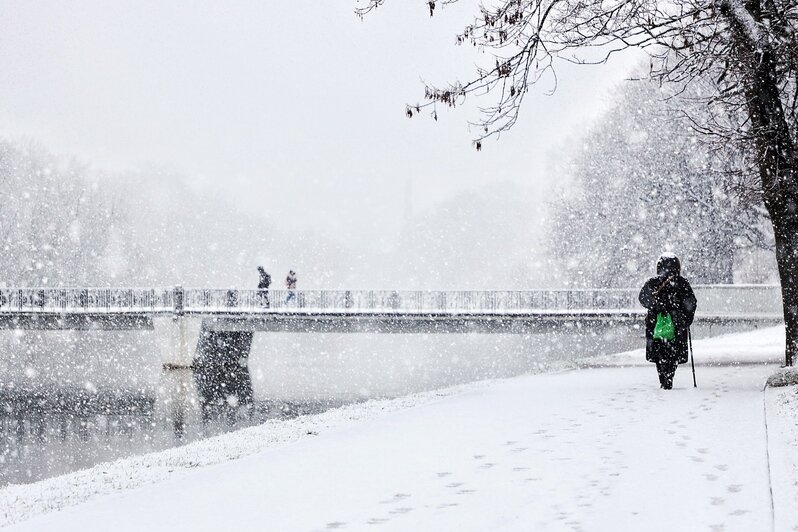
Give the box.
[0,140,139,285]
[548,78,773,287]
[391,183,543,289]
[357,0,798,365]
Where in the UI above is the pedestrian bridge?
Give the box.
[0,285,782,416]
[0,285,783,332]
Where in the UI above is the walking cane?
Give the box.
[689,327,697,388]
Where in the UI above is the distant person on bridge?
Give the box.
[257,266,271,308]
[638,253,697,390]
[285,270,297,304]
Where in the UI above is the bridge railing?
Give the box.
[692,284,782,317]
[183,289,644,314]
[0,286,783,317]
[0,288,175,313]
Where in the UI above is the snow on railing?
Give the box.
[0,285,782,316]
[0,288,175,313]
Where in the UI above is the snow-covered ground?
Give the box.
[2,326,795,531]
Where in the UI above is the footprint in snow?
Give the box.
[380,493,410,504]
[473,455,485,460]
[729,509,749,516]
[564,519,582,530]
[704,473,719,481]
[366,517,389,525]
[710,497,725,506]
[436,472,452,478]
[727,484,743,493]
[480,462,496,469]
[437,503,459,509]
[709,524,725,531]
[512,447,528,453]
[504,440,517,446]
[697,448,709,454]
[690,456,705,463]
[326,522,347,529]
[513,466,530,472]
[388,507,413,515]
[714,464,729,471]
[457,489,476,495]
[446,482,463,488]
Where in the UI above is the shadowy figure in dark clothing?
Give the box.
[638,253,697,389]
[257,266,271,308]
[285,270,297,304]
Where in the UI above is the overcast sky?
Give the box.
[0,1,644,252]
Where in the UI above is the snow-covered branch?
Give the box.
[718,0,767,49]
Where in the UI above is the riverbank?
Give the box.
[2,326,793,531]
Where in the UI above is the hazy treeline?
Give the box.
[0,139,351,289]
[0,140,146,286]
[546,78,777,287]
[383,183,545,289]
[0,137,548,290]
[0,80,780,292]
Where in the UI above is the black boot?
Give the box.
[656,361,666,388]
[662,361,676,390]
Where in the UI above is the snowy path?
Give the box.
[5,359,777,531]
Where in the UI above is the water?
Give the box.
[0,388,340,486]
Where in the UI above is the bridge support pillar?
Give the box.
[154,316,202,437]
[193,322,254,413]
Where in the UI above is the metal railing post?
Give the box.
[173,286,184,317]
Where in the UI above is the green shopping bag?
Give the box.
[653,313,675,341]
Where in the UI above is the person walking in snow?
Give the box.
[257,266,271,308]
[285,270,297,304]
[638,253,697,389]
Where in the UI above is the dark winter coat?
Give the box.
[638,275,697,364]
[258,271,271,290]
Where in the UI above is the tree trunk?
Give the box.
[741,40,798,365]
[722,0,798,364]
[773,223,798,365]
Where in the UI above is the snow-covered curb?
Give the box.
[0,378,495,528]
[765,383,798,531]
[767,367,798,388]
